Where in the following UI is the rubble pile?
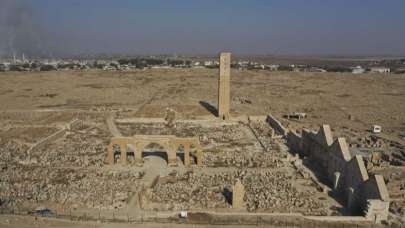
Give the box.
[30,125,109,167]
[150,172,232,210]
[0,140,29,164]
[384,171,405,218]
[248,120,275,150]
[232,96,252,105]
[243,171,326,215]
[249,120,274,139]
[204,151,283,168]
[0,166,143,210]
[0,123,144,212]
[350,135,385,148]
[118,123,247,144]
[389,143,405,166]
[149,170,328,215]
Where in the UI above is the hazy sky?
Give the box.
[2,0,405,56]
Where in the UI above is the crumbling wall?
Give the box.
[279,120,390,222]
[27,119,83,156]
[266,114,287,136]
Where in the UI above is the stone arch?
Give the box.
[172,138,203,167]
[106,137,132,165]
[140,142,169,164]
[134,139,177,167]
[106,136,202,167]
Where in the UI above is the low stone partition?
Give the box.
[266,113,287,136]
[187,211,378,227]
[27,119,83,156]
[66,119,83,131]
[286,125,390,223]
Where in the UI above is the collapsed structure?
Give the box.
[102,53,391,224]
[0,52,394,226]
[284,123,390,222]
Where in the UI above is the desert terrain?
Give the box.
[0,69,404,227]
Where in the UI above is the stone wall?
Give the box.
[188,211,379,227]
[273,116,390,223]
[27,119,83,156]
[266,114,287,136]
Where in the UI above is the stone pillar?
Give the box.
[196,147,203,166]
[120,143,127,165]
[218,52,231,120]
[135,142,143,166]
[167,143,177,167]
[106,143,115,164]
[232,179,245,209]
[184,144,190,167]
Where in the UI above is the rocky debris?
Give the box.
[390,144,405,166]
[164,108,176,128]
[248,120,275,151]
[350,135,386,148]
[383,170,405,220]
[117,122,247,145]
[28,125,110,168]
[243,171,326,215]
[232,96,252,105]
[0,166,143,211]
[0,140,29,164]
[204,151,283,168]
[0,122,144,212]
[148,171,328,215]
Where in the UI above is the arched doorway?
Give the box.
[141,142,169,165]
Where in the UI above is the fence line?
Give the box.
[0,208,396,228]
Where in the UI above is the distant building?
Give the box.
[352,66,365,74]
[204,61,214,66]
[308,67,327,73]
[370,67,390,74]
[267,64,279,71]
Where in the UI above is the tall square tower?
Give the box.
[218,52,231,120]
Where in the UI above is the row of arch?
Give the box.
[105,135,203,167]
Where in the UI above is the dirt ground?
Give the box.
[1,69,404,133]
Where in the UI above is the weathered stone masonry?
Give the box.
[105,135,203,167]
[218,52,231,120]
[287,125,390,222]
[266,114,390,223]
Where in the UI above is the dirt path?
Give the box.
[106,116,122,137]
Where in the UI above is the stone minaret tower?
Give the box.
[218,52,231,120]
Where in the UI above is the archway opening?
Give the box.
[113,144,121,163]
[176,144,185,164]
[189,144,198,165]
[142,142,168,164]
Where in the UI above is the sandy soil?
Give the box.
[0,69,404,134]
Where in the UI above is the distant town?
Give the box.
[1,54,405,74]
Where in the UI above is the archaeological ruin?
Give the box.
[0,52,400,227]
[218,52,231,120]
[105,135,203,167]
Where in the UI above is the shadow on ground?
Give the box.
[199,101,218,117]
